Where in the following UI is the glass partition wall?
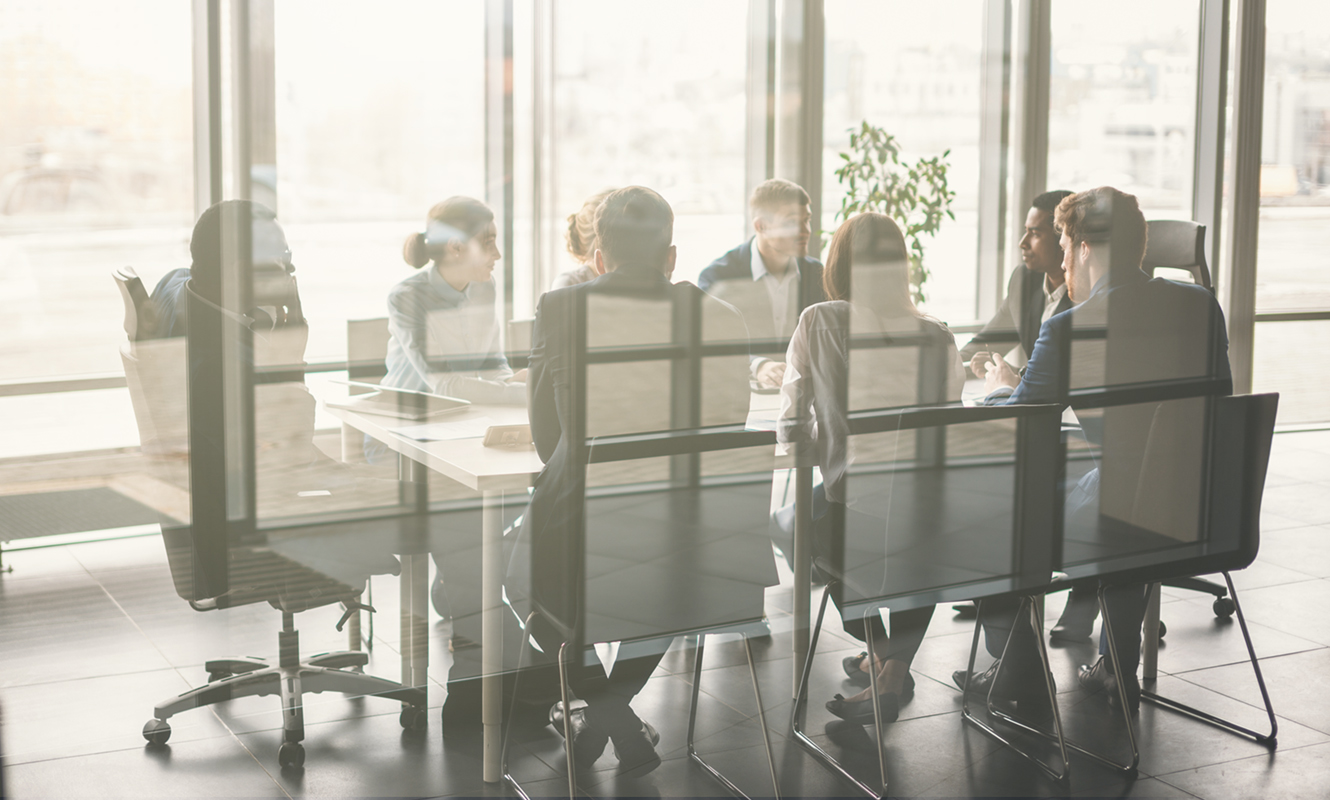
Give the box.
[0,0,1321,606]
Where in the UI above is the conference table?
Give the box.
[326,391,784,783]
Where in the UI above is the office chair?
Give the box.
[143,523,425,768]
[117,271,424,767]
[1135,221,1235,627]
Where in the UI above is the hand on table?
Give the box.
[756,360,786,389]
[507,369,528,383]
[979,353,1020,394]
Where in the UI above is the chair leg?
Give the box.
[789,583,884,798]
[983,591,1140,777]
[959,596,1071,784]
[687,633,781,799]
[1141,572,1278,745]
[862,610,888,795]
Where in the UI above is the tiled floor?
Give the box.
[2,429,1328,798]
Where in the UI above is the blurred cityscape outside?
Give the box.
[2,0,1328,463]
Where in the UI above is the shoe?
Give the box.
[953,661,1055,725]
[608,715,661,778]
[1078,656,1141,712]
[952,602,979,620]
[952,660,1001,696]
[549,702,608,769]
[1050,593,1098,643]
[826,691,900,725]
[841,654,916,699]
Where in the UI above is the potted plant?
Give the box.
[833,122,956,304]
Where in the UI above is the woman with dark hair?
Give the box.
[778,212,964,725]
[549,188,616,290]
[383,196,525,403]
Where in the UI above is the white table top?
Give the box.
[325,387,787,493]
[326,399,545,492]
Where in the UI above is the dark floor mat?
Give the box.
[0,487,161,541]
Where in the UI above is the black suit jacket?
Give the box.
[697,238,825,358]
[515,266,756,645]
[958,267,1072,364]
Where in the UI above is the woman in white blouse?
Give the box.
[778,212,964,726]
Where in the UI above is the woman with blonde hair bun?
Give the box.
[549,188,616,290]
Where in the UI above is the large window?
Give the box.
[0,0,193,459]
[1047,1,1200,219]
[823,0,987,325]
[540,0,749,293]
[1252,0,1330,424]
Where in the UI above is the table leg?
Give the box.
[400,555,429,691]
[481,488,504,783]
[1142,582,1162,682]
[397,454,429,708]
[792,465,813,699]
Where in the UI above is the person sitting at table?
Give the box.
[699,178,825,390]
[778,212,964,726]
[383,196,526,404]
[953,189,1101,643]
[549,188,616,290]
[512,186,753,777]
[955,186,1231,715]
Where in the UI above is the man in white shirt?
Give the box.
[698,179,826,388]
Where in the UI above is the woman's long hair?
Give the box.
[821,212,919,316]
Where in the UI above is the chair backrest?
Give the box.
[1061,391,1278,587]
[347,317,391,393]
[114,266,157,340]
[1143,220,1212,290]
[826,403,1064,622]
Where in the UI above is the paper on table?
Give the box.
[391,417,495,441]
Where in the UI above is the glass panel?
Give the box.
[823,0,987,324]
[545,0,749,291]
[1252,1,1330,423]
[0,1,193,469]
[1047,1,1200,219]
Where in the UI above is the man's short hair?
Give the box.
[749,178,810,219]
[594,186,674,271]
[1054,186,1147,271]
[1031,190,1074,216]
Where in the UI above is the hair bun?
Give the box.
[403,231,430,269]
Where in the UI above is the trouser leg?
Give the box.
[1098,582,1148,673]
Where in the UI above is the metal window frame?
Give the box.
[975,0,1015,320]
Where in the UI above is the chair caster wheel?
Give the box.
[1158,620,1167,640]
[1214,597,1236,618]
[278,742,305,768]
[400,706,427,731]
[143,718,171,745]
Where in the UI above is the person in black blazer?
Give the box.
[698,179,825,389]
[958,187,1231,714]
[959,190,1076,369]
[513,186,754,777]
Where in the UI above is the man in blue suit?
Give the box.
[698,179,825,389]
[955,187,1231,714]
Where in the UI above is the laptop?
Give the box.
[325,380,471,421]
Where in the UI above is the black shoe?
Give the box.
[952,602,979,619]
[841,654,916,699]
[953,661,1055,724]
[826,691,901,725]
[952,660,1001,696]
[549,702,608,769]
[608,716,661,778]
[1050,594,1098,643]
[1078,656,1141,712]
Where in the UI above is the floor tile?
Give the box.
[1171,648,1330,736]
[1156,740,1330,800]
[1,736,286,799]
